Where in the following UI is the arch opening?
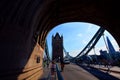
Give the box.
[46,22,119,57]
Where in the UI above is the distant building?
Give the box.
[52,33,63,62]
[106,36,116,54]
[99,50,109,60]
[106,36,118,60]
[99,36,120,65]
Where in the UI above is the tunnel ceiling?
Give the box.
[39,0,120,48]
[0,0,120,48]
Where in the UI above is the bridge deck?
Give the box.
[61,63,99,80]
[62,63,120,80]
[40,63,120,80]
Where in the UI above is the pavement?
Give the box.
[91,65,120,74]
[39,67,50,80]
[39,63,120,80]
[39,62,59,80]
[39,63,51,80]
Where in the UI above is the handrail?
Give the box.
[56,64,64,80]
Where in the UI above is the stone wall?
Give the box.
[0,24,44,80]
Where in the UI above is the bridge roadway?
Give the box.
[61,63,99,80]
[40,63,120,80]
[61,63,120,80]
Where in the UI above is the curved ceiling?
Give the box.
[37,0,120,48]
[0,0,120,48]
[0,0,120,78]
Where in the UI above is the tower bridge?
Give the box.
[43,29,120,80]
[48,27,105,62]
[1,0,120,79]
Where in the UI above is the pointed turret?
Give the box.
[106,36,116,54]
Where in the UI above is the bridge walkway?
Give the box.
[40,62,120,80]
[90,64,120,79]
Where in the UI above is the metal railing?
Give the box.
[56,64,64,80]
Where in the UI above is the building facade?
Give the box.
[52,33,63,62]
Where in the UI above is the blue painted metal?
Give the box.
[63,47,73,59]
[56,64,64,80]
[75,27,105,58]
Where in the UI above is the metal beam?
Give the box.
[76,27,105,58]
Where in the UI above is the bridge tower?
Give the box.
[52,33,63,62]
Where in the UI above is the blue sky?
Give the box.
[46,22,119,57]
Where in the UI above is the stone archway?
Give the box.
[0,0,120,79]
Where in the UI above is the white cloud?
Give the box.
[69,46,103,57]
[86,24,92,33]
[68,41,119,57]
[84,45,108,55]
[82,40,88,45]
[77,33,82,37]
[69,49,82,57]
[88,39,120,55]
[86,24,100,35]
[110,40,119,51]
